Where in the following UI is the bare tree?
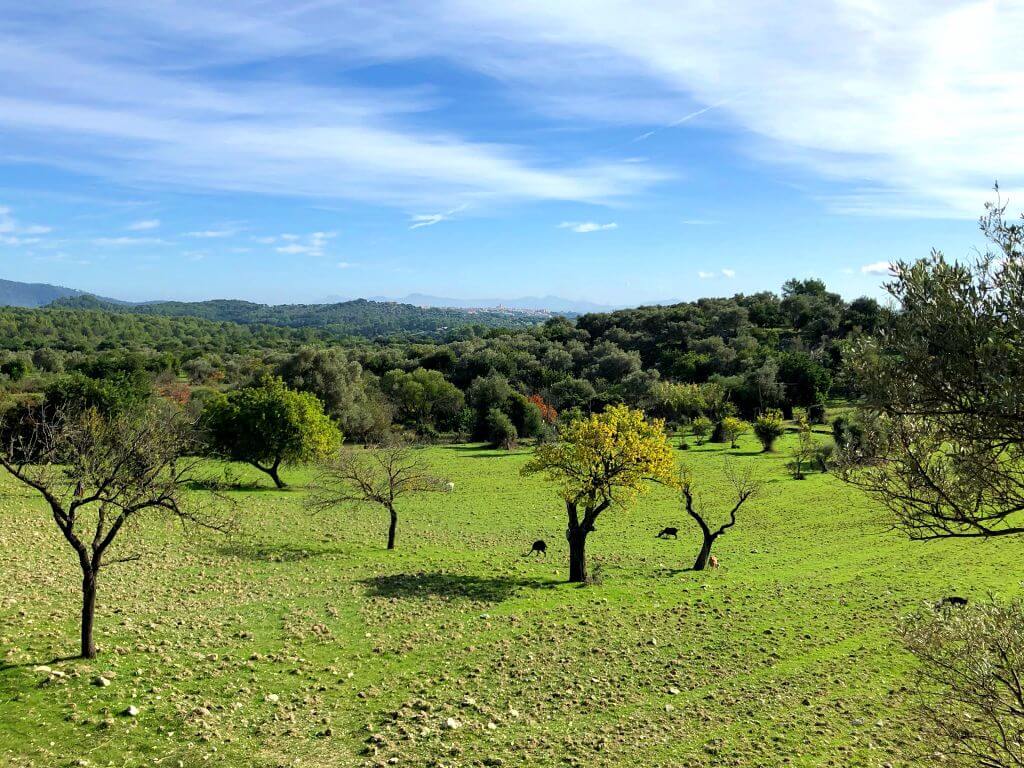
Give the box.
[308,441,445,550]
[681,462,761,571]
[901,599,1024,767]
[0,402,223,658]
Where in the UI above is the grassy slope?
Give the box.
[1,428,1021,767]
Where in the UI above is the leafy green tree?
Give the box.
[522,405,676,582]
[44,371,151,416]
[839,199,1024,538]
[486,408,518,449]
[1,358,29,381]
[753,409,785,452]
[202,377,341,488]
[778,352,832,411]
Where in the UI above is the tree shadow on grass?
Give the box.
[0,654,80,673]
[361,571,559,603]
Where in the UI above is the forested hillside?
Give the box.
[1,278,883,444]
[0,278,87,308]
[50,295,548,338]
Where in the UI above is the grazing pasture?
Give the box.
[2,430,1020,767]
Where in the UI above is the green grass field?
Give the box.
[2,428,1021,767]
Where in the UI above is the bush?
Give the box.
[808,401,827,424]
[832,415,864,451]
[812,443,834,472]
[486,408,518,449]
[720,416,750,449]
[691,416,713,445]
[753,409,785,452]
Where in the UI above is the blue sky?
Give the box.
[0,1,1018,306]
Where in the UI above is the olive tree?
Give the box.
[309,441,444,549]
[0,401,221,658]
[838,197,1024,539]
[901,599,1024,767]
[522,405,676,582]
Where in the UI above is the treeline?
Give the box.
[50,295,546,339]
[1,278,886,446]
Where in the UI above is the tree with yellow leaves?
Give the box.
[522,405,676,582]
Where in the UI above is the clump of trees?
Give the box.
[202,376,341,488]
[522,405,676,582]
[309,440,444,549]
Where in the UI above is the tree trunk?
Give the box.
[267,463,286,489]
[387,506,398,550]
[81,568,98,658]
[568,527,588,583]
[693,534,715,571]
[710,421,726,443]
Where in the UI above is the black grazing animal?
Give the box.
[935,595,968,610]
[656,527,679,539]
[526,540,547,557]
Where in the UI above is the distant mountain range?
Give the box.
[365,293,620,313]
[0,278,90,308]
[0,278,623,315]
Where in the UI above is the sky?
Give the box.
[0,0,1020,307]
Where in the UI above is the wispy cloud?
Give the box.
[0,204,51,237]
[0,10,665,209]
[861,261,892,276]
[274,231,336,257]
[697,268,735,279]
[409,204,468,229]
[127,219,160,231]
[185,229,237,238]
[92,236,167,246]
[559,221,618,233]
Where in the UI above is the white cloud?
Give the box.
[0,11,665,208]
[274,231,336,257]
[127,218,160,231]
[697,270,716,279]
[720,268,736,278]
[409,204,468,229]
[0,204,51,238]
[92,236,166,246]
[559,221,618,233]
[185,229,236,238]
[861,261,892,276]
[337,261,354,269]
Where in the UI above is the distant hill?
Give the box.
[0,279,88,308]
[371,293,618,314]
[49,295,550,339]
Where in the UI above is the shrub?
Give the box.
[753,409,785,452]
[486,408,518,449]
[720,416,750,449]
[691,416,713,445]
[808,401,827,424]
[832,415,864,451]
[812,443,834,472]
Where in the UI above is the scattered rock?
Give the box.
[444,717,461,730]
[123,705,140,717]
[92,676,111,687]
